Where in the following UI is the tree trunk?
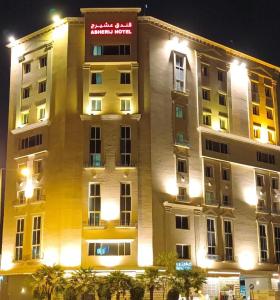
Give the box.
[116,292,120,300]
[47,294,52,300]
[185,290,190,300]
[150,287,154,300]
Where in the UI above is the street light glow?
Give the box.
[52,14,61,24]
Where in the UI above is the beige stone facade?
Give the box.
[1,7,280,300]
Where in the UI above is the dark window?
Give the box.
[39,56,47,68]
[89,127,101,167]
[274,227,280,263]
[177,159,187,173]
[206,139,228,154]
[257,151,275,165]
[272,178,279,190]
[253,105,259,115]
[120,126,131,166]
[218,70,225,82]
[20,134,43,150]
[23,62,31,74]
[256,174,264,187]
[222,168,230,181]
[176,216,189,230]
[201,64,208,77]
[219,94,226,106]
[89,184,101,226]
[22,87,30,99]
[176,244,190,259]
[202,88,210,101]
[205,166,213,178]
[120,73,131,84]
[224,220,233,261]
[120,183,131,226]
[38,81,47,93]
[91,73,102,84]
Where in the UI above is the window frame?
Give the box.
[258,223,269,263]
[15,218,24,261]
[223,219,234,261]
[32,216,42,260]
[173,52,186,93]
[120,183,132,226]
[207,218,217,256]
[88,183,101,227]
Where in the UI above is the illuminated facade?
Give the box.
[1,7,280,299]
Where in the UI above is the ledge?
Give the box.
[80,114,141,121]
[11,120,50,135]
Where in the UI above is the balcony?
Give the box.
[272,202,280,214]
[176,195,188,202]
[13,199,27,207]
[84,161,105,169]
[207,254,221,261]
[256,203,270,214]
[30,195,46,204]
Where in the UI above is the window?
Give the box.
[251,82,259,102]
[120,126,131,166]
[222,194,231,207]
[177,187,187,201]
[207,219,216,255]
[253,126,260,139]
[205,191,215,205]
[224,220,233,261]
[15,219,24,261]
[202,88,210,101]
[257,199,266,211]
[89,127,101,167]
[176,132,186,145]
[175,106,184,119]
[257,151,275,164]
[22,87,30,99]
[205,166,213,178]
[203,113,211,126]
[256,174,264,187]
[253,105,260,115]
[205,140,228,154]
[89,242,131,256]
[39,56,47,68]
[33,160,43,174]
[20,134,43,150]
[176,244,190,259]
[201,64,209,77]
[18,190,26,204]
[266,109,273,120]
[268,130,275,143]
[34,187,42,201]
[219,117,227,130]
[91,98,102,112]
[91,73,102,84]
[120,72,131,84]
[176,216,189,230]
[219,94,226,106]
[120,183,131,226]
[32,216,41,259]
[37,105,46,121]
[274,226,280,263]
[174,54,185,92]
[265,86,272,98]
[272,177,279,190]
[89,184,101,226]
[177,159,187,173]
[21,111,29,125]
[23,62,31,74]
[93,45,130,56]
[259,224,268,262]
[120,99,131,112]
[217,69,225,82]
[222,168,230,181]
[38,80,47,93]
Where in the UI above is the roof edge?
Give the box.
[81,7,141,14]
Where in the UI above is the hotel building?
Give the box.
[1,7,280,299]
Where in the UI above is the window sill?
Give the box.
[83,225,106,230]
[172,89,190,97]
[84,165,106,170]
[115,165,137,170]
[115,225,137,229]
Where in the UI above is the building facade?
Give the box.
[1,7,280,299]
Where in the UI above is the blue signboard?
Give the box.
[176,261,192,271]
[96,245,109,255]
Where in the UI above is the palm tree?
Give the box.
[32,264,66,300]
[175,268,206,300]
[155,251,178,275]
[107,271,132,300]
[139,267,162,300]
[66,268,99,300]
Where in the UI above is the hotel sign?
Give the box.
[176,261,192,271]
[90,22,133,35]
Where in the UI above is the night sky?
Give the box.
[1,0,280,168]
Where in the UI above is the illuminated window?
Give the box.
[39,56,47,68]
[274,226,280,263]
[222,194,231,207]
[175,105,184,119]
[176,216,189,230]
[37,105,46,121]
[259,224,268,262]
[88,242,131,256]
[176,132,186,145]
[268,130,275,143]
[222,168,230,181]
[91,98,102,112]
[120,99,131,112]
[202,88,210,101]
[272,177,279,190]
[224,220,233,261]
[120,183,131,226]
[207,218,216,255]
[93,45,130,56]
[15,218,24,261]
[21,111,29,125]
[18,190,26,205]
[32,216,41,259]
[219,94,226,106]
[202,113,211,126]
[177,187,187,201]
[88,183,101,226]
[91,73,102,84]
[174,54,185,92]
[205,191,215,205]
[38,80,47,93]
[177,158,187,173]
[219,117,227,130]
[218,69,225,82]
[205,166,213,178]
[120,126,131,166]
[89,127,101,167]
[253,126,260,139]
[176,244,190,259]
[253,104,259,115]
[267,109,273,120]
[33,160,43,174]
[23,62,31,74]
[120,72,131,84]
[201,64,209,77]
[22,86,30,99]
[256,174,264,187]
